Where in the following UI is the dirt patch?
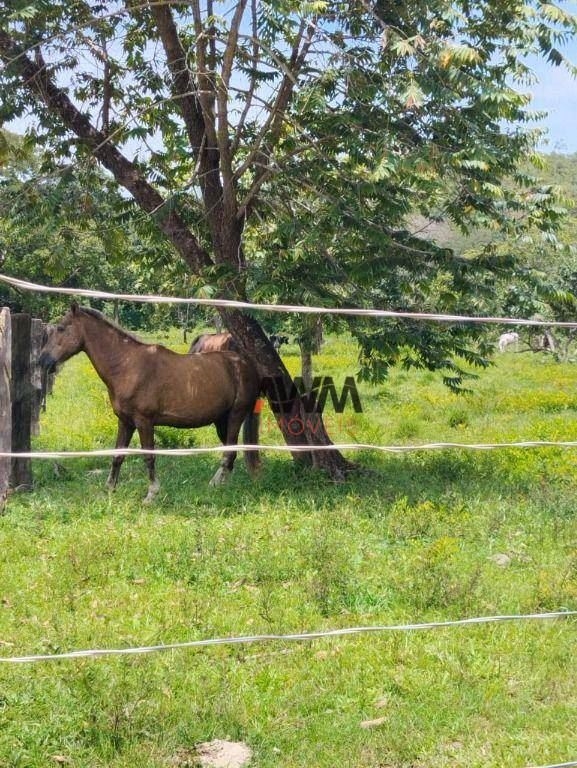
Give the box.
[195,740,253,768]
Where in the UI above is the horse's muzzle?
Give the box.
[38,351,57,373]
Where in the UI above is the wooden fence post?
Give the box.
[0,308,11,512]
[30,318,45,436]
[10,313,33,491]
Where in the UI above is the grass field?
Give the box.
[2,331,577,767]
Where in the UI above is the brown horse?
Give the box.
[189,331,289,353]
[189,332,238,353]
[38,303,261,502]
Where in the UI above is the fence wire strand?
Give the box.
[3,439,577,460]
[530,763,577,768]
[2,273,577,327]
[529,764,577,768]
[0,610,575,664]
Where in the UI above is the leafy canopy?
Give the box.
[0,0,576,386]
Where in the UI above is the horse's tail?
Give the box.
[242,405,262,475]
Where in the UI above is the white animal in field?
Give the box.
[498,331,519,352]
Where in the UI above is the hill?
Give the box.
[415,152,577,254]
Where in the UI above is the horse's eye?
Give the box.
[56,325,65,332]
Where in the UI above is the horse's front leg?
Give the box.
[136,421,159,503]
[107,418,135,491]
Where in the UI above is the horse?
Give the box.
[38,303,261,502]
[189,331,289,354]
[498,331,519,352]
[188,330,266,472]
[189,332,239,353]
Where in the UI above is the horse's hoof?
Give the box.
[143,481,160,503]
[209,467,230,486]
[105,473,118,491]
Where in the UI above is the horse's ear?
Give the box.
[71,301,79,314]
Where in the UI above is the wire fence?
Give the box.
[3,439,577,461]
[530,763,577,768]
[3,273,577,326]
[0,611,575,664]
[3,271,577,458]
[2,272,577,768]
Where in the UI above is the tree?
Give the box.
[0,0,575,477]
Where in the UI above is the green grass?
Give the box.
[2,336,577,766]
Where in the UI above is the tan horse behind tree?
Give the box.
[189,332,238,353]
[38,303,261,502]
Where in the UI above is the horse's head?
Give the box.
[38,302,85,372]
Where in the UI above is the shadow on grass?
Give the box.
[9,441,574,526]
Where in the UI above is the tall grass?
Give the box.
[1,335,577,767]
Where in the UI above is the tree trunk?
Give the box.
[301,349,313,394]
[30,319,45,437]
[299,316,323,392]
[222,309,355,479]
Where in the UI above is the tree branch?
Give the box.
[232,19,316,212]
[0,29,211,273]
[189,0,218,149]
[151,0,246,265]
[231,0,259,156]
[217,0,248,204]
[147,1,206,155]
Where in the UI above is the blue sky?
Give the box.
[526,3,577,153]
[529,50,577,153]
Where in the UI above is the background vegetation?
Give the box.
[1,332,577,767]
[3,137,577,355]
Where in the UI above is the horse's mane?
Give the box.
[79,306,146,345]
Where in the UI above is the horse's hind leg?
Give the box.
[209,410,244,486]
[107,418,135,490]
[214,414,228,444]
[136,421,159,503]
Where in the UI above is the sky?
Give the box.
[520,1,577,153]
[528,47,577,153]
